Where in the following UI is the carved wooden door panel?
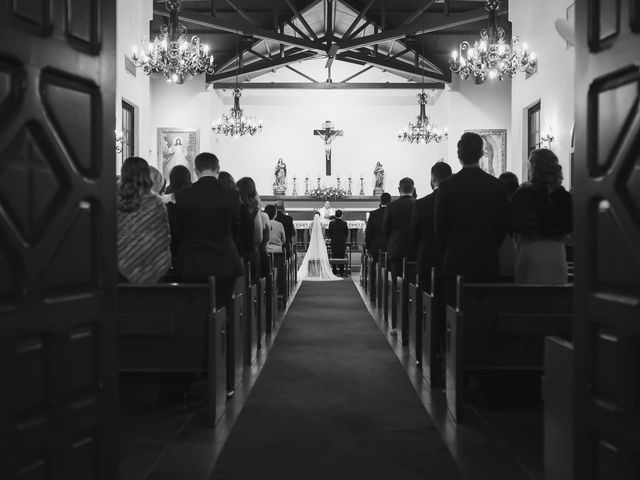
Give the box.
[574,1,640,478]
[0,0,117,478]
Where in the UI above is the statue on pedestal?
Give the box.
[373,162,384,195]
[273,158,287,195]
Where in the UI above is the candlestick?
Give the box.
[336,177,341,190]
[347,177,353,196]
[292,175,297,196]
[359,177,365,196]
[304,177,309,195]
[316,176,321,189]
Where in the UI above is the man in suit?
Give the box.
[384,178,417,277]
[328,209,349,276]
[365,192,391,262]
[173,152,243,310]
[411,162,452,291]
[435,132,508,294]
[274,200,295,258]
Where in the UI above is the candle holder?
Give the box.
[292,176,297,196]
[304,177,309,195]
[336,177,341,190]
[359,177,365,196]
[316,176,321,189]
[347,176,352,196]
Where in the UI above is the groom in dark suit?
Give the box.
[384,177,417,277]
[328,209,349,276]
[173,152,244,309]
[274,200,295,257]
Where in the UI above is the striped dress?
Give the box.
[117,193,171,283]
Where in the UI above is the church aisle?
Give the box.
[211,280,463,480]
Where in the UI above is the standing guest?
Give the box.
[411,162,452,290]
[236,177,266,284]
[163,165,192,265]
[173,153,243,310]
[264,205,286,254]
[328,209,349,276]
[218,171,236,190]
[274,200,295,257]
[149,165,166,194]
[365,192,391,261]
[435,132,508,291]
[117,156,171,284]
[497,171,520,277]
[384,177,417,277]
[510,149,572,284]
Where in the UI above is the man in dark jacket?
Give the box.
[411,162,452,290]
[365,192,391,262]
[328,209,349,275]
[173,152,243,309]
[274,200,295,257]
[435,132,508,292]
[384,178,417,277]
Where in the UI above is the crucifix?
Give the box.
[313,120,343,176]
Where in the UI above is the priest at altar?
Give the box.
[317,201,336,219]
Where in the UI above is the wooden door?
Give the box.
[574,1,640,478]
[0,0,118,478]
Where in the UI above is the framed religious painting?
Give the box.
[157,127,200,182]
[465,129,507,177]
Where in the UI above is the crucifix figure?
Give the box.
[313,120,343,176]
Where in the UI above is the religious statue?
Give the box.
[313,120,343,176]
[273,158,287,195]
[373,162,384,195]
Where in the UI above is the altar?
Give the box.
[260,195,387,248]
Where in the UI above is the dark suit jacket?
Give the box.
[275,210,295,255]
[328,218,349,257]
[383,195,417,262]
[365,206,387,260]
[411,191,442,281]
[434,167,508,280]
[173,176,243,280]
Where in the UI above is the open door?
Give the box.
[0,0,118,478]
[574,1,640,478]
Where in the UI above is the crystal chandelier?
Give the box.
[398,92,448,144]
[449,0,536,82]
[212,88,263,138]
[130,0,214,84]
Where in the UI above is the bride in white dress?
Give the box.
[297,213,341,281]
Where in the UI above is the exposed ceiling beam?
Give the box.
[336,51,450,82]
[211,82,445,90]
[346,19,371,39]
[223,0,260,26]
[341,0,376,39]
[153,8,327,54]
[338,7,507,50]
[327,0,334,44]
[398,0,437,27]
[340,65,373,83]
[283,0,320,41]
[286,65,320,83]
[207,51,318,81]
[286,20,312,39]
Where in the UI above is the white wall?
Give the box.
[115,0,153,174]
[510,0,575,186]
[211,89,449,197]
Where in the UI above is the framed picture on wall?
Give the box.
[157,127,200,183]
[465,129,507,177]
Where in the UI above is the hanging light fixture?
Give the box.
[449,0,537,82]
[212,37,263,138]
[130,0,214,84]
[398,92,448,144]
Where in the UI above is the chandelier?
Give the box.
[449,0,536,82]
[212,88,263,137]
[130,0,214,84]
[398,92,448,144]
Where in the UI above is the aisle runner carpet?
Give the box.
[212,281,463,480]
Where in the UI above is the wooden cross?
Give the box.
[313,121,343,176]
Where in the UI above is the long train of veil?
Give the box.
[297,214,342,281]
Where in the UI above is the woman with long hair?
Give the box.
[510,149,572,284]
[117,156,171,283]
[236,177,268,283]
[165,165,192,196]
[163,165,193,265]
[297,212,341,281]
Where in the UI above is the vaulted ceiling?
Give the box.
[151,0,511,89]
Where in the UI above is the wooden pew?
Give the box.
[366,252,376,303]
[243,263,258,367]
[407,274,421,365]
[376,252,386,310]
[266,254,279,334]
[257,276,267,349]
[117,278,226,427]
[395,260,416,345]
[360,247,368,289]
[421,269,446,388]
[445,277,573,421]
[543,336,574,480]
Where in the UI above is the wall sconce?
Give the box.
[115,129,124,154]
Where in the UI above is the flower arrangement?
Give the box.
[309,185,346,200]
